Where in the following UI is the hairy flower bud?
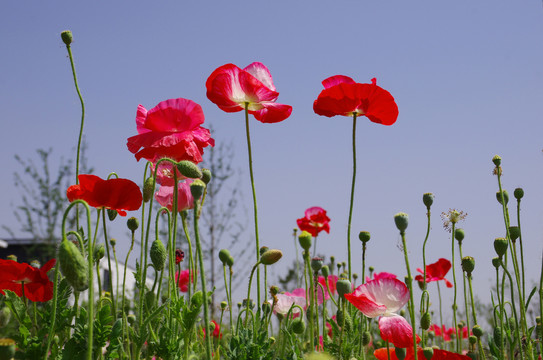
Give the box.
[291,319,306,334]
[260,249,283,265]
[321,265,330,278]
[454,228,465,242]
[494,238,508,258]
[423,193,435,209]
[143,177,154,203]
[176,160,202,179]
[190,179,206,200]
[394,212,409,232]
[472,325,484,338]
[201,168,212,184]
[150,239,167,271]
[59,239,89,291]
[461,256,475,275]
[423,347,434,360]
[298,231,312,251]
[311,257,324,272]
[509,226,520,242]
[336,278,351,299]
[421,312,432,330]
[107,209,118,221]
[219,249,231,265]
[94,244,105,261]
[220,301,228,310]
[362,331,372,346]
[226,255,234,267]
[358,231,371,243]
[60,30,73,46]
[514,187,524,200]
[127,217,139,232]
[496,190,509,205]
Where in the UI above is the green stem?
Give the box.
[244,103,261,306]
[466,274,486,360]
[400,231,418,360]
[245,261,260,325]
[101,210,116,317]
[293,229,301,288]
[122,229,136,355]
[450,223,460,353]
[516,198,526,302]
[500,261,525,360]
[458,242,470,349]
[346,113,358,280]
[181,212,196,296]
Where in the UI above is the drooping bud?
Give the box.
[423,193,435,209]
[514,187,524,200]
[58,239,89,291]
[394,212,409,232]
[260,249,283,265]
[94,244,105,261]
[395,347,407,360]
[362,331,372,346]
[219,249,231,265]
[191,291,204,308]
[270,286,279,296]
[143,177,154,203]
[201,168,212,184]
[226,255,234,267]
[176,160,202,179]
[150,239,167,271]
[336,278,351,299]
[298,231,312,251]
[127,217,139,232]
[454,228,465,242]
[358,231,371,243]
[311,257,324,272]
[509,226,520,242]
[107,209,118,221]
[190,179,206,200]
[422,347,434,360]
[492,155,501,166]
[60,30,73,46]
[493,327,502,348]
[494,238,508,258]
[469,335,477,346]
[421,312,432,330]
[461,256,475,275]
[291,319,306,334]
[175,249,184,264]
[262,302,271,315]
[145,291,156,309]
[472,325,484,338]
[496,190,509,205]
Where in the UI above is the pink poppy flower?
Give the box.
[415,258,453,288]
[206,62,292,123]
[296,207,331,237]
[151,161,186,186]
[155,179,194,212]
[313,75,399,125]
[365,271,398,283]
[175,269,195,292]
[317,274,338,302]
[344,277,419,348]
[67,174,142,216]
[272,290,307,317]
[0,259,56,302]
[127,98,215,164]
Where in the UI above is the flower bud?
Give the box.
[509,226,520,242]
[514,187,524,200]
[259,246,269,256]
[394,212,409,232]
[423,193,435,209]
[220,301,228,310]
[145,291,156,309]
[493,327,502,347]
[127,314,136,325]
[423,347,434,360]
[472,325,483,338]
[494,238,508,258]
[311,257,323,272]
[260,249,283,265]
[226,255,234,267]
[201,168,212,184]
[496,190,509,205]
[59,239,89,291]
[454,228,465,242]
[175,249,184,264]
[421,312,432,330]
[0,338,16,360]
[461,256,475,275]
[143,177,154,203]
[468,335,477,345]
[321,265,330,278]
[208,321,216,333]
[291,319,306,334]
[60,30,73,46]
[94,244,105,261]
[190,179,206,200]
[395,347,407,360]
[127,217,139,232]
[492,155,501,166]
[358,231,371,243]
[110,238,116,247]
[262,302,271,315]
[492,257,501,269]
[150,239,167,271]
[362,331,372,346]
[176,160,202,179]
[270,286,279,296]
[298,231,312,251]
[107,209,118,221]
[219,249,231,265]
[191,291,204,308]
[336,278,351,299]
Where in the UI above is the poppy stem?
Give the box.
[450,223,460,353]
[347,113,358,281]
[244,103,261,307]
[101,210,116,318]
[400,231,418,360]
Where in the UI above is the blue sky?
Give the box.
[1,1,542,312]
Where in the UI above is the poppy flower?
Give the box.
[175,249,185,265]
[374,347,471,360]
[127,98,215,164]
[318,274,338,303]
[344,277,419,348]
[206,62,292,123]
[365,271,398,283]
[296,207,331,237]
[154,179,194,212]
[176,269,195,292]
[67,174,143,216]
[313,75,399,125]
[0,259,56,302]
[415,258,453,288]
[151,161,186,186]
[271,290,307,317]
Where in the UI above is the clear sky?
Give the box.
[1,1,542,314]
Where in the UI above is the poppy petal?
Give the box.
[379,314,419,348]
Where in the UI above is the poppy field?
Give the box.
[0,29,542,360]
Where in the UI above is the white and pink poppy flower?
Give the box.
[272,289,307,317]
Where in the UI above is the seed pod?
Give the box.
[298,231,312,251]
[107,209,118,221]
[336,279,352,299]
[150,239,167,271]
[496,190,509,205]
[454,228,465,242]
[60,30,73,45]
[358,231,371,243]
[514,187,524,200]
[492,155,501,166]
[127,217,139,232]
[494,238,508,258]
[472,325,484,338]
[422,193,435,209]
[311,257,323,272]
[190,179,206,200]
[509,226,520,242]
[201,168,212,184]
[58,239,89,291]
[394,212,409,232]
[461,256,475,275]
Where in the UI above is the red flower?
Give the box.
[154,179,194,212]
[0,259,56,302]
[175,249,185,265]
[313,75,399,125]
[67,174,142,216]
[127,98,215,163]
[415,258,453,288]
[365,271,398,283]
[176,269,195,292]
[296,207,331,237]
[375,347,471,360]
[206,62,292,123]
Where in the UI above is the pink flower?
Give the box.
[313,75,399,125]
[155,179,194,212]
[151,161,186,186]
[365,271,398,283]
[206,62,292,123]
[272,290,307,317]
[317,275,338,303]
[127,98,215,164]
[344,277,419,348]
[296,207,331,237]
[415,258,453,288]
[175,269,194,293]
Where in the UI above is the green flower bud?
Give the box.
[190,179,206,200]
[150,239,167,271]
[127,314,136,326]
[201,168,212,184]
[454,228,465,242]
[336,278,352,299]
[358,231,371,243]
[395,347,407,360]
[191,291,204,308]
[492,257,501,269]
[226,255,234,267]
[127,217,139,232]
[494,238,508,258]
[260,249,283,265]
[311,257,324,272]
[259,246,269,256]
[94,244,105,261]
[262,302,271,315]
[492,155,501,166]
[472,325,483,338]
[291,318,306,334]
[218,249,231,265]
[352,273,358,281]
[509,226,520,242]
[0,338,16,360]
[508,317,515,330]
[143,177,155,203]
[362,331,371,346]
[110,238,116,247]
[60,30,73,46]
[107,209,118,221]
[422,347,434,360]
[321,265,330,278]
[461,256,475,275]
[298,231,312,251]
[421,312,432,330]
[493,327,503,348]
[220,301,228,310]
[145,291,155,309]
[469,335,477,345]
[496,190,509,205]
[176,160,202,179]
[270,286,279,296]
[208,321,216,332]
[394,212,409,232]
[514,187,524,200]
[423,193,435,209]
[59,239,89,291]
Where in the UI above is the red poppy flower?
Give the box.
[313,75,399,125]
[175,249,185,265]
[375,347,471,360]
[365,271,398,283]
[176,269,195,292]
[296,207,331,237]
[127,98,215,163]
[0,259,56,302]
[415,258,453,288]
[67,174,142,216]
[206,62,292,123]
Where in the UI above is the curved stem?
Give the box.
[346,113,358,280]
